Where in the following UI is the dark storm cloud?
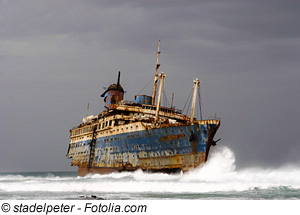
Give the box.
[1,0,299,172]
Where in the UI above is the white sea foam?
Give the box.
[1,146,300,195]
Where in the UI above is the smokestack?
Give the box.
[117,71,121,89]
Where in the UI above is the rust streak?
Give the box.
[159,134,186,142]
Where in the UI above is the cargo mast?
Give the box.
[155,72,166,123]
[152,40,161,106]
[190,78,200,124]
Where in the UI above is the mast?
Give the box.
[155,72,166,123]
[190,78,200,124]
[86,103,89,117]
[152,40,161,106]
[170,93,174,109]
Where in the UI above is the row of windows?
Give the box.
[101,137,122,143]
[71,121,142,137]
[116,125,139,132]
[71,120,113,136]
[72,142,89,147]
[72,138,188,151]
[71,149,178,160]
[141,105,176,114]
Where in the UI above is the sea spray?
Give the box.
[182,146,236,182]
[1,146,300,199]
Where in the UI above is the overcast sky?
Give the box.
[1,0,299,172]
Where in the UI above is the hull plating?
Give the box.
[68,121,220,175]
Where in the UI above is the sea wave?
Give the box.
[1,147,300,199]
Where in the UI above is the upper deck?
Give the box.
[69,101,220,140]
[69,41,220,140]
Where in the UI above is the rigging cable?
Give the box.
[182,88,193,115]
[198,86,203,120]
[137,75,154,95]
[162,85,170,107]
[186,92,192,116]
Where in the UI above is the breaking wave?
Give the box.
[1,146,300,199]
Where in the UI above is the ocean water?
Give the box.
[1,147,300,200]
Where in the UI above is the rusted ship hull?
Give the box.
[68,120,220,176]
[76,152,206,176]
